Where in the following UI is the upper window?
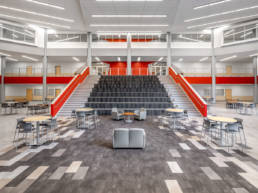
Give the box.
[48,34,87,42]
[0,24,36,44]
[131,34,166,42]
[171,34,211,42]
[223,24,257,44]
[92,34,127,42]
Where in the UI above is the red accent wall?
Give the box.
[47,77,74,84]
[184,77,212,84]
[185,77,255,84]
[4,77,43,84]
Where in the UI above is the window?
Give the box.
[34,89,43,96]
[48,34,87,42]
[131,34,166,42]
[92,34,127,42]
[48,89,54,96]
[204,89,224,96]
[171,34,210,42]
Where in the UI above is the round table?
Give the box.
[165,109,184,129]
[23,116,52,146]
[238,102,254,115]
[208,117,237,147]
[75,108,94,129]
[123,112,135,123]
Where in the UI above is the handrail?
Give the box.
[51,66,90,116]
[169,67,207,117]
[107,68,151,75]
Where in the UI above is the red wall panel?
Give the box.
[216,77,255,84]
[47,77,74,84]
[4,77,43,84]
[185,77,212,84]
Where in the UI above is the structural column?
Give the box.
[253,56,258,103]
[43,28,47,104]
[87,32,92,74]
[0,56,6,103]
[211,28,216,104]
[127,32,131,75]
[166,32,171,75]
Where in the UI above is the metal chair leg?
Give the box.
[239,132,244,152]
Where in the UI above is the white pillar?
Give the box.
[127,32,131,75]
[43,28,47,104]
[167,32,171,75]
[87,32,92,74]
[0,56,6,103]
[211,28,216,104]
[253,56,258,103]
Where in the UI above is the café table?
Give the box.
[165,109,184,129]
[23,116,52,146]
[123,112,135,123]
[75,108,94,129]
[238,102,254,115]
[208,116,237,147]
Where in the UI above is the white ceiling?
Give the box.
[1,0,258,33]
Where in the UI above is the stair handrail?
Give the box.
[51,66,90,116]
[169,67,207,117]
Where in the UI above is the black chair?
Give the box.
[1,103,9,115]
[16,122,35,151]
[201,119,219,146]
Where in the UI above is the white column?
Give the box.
[43,28,47,104]
[167,32,171,75]
[211,28,216,104]
[253,56,258,103]
[0,56,6,103]
[87,32,92,74]
[127,32,131,75]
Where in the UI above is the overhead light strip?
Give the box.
[179,35,203,42]
[200,57,208,61]
[97,31,162,32]
[55,36,80,42]
[73,57,79,61]
[92,15,166,17]
[250,53,258,57]
[138,57,141,61]
[2,26,34,37]
[158,57,163,61]
[220,55,237,61]
[96,0,162,1]
[95,57,100,61]
[179,58,183,61]
[22,55,38,61]
[0,5,72,22]
[91,24,168,27]
[187,14,258,28]
[0,14,71,28]
[6,57,18,61]
[26,0,65,10]
[186,4,258,22]
[0,52,11,57]
[118,57,121,61]
[194,0,235,10]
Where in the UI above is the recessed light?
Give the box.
[22,55,38,61]
[118,57,120,61]
[200,57,208,61]
[26,0,65,10]
[6,57,18,61]
[95,57,100,61]
[0,52,11,57]
[220,55,237,61]
[73,57,79,61]
[138,57,141,61]
[158,57,163,61]
[179,58,183,61]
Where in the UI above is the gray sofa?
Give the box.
[111,108,124,120]
[134,108,147,120]
[113,128,146,149]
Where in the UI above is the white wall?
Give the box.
[92,42,127,48]
[171,42,211,48]
[132,42,166,48]
[48,42,87,48]
[5,84,43,96]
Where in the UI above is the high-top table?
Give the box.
[165,109,184,129]
[238,102,254,115]
[75,108,94,129]
[208,116,237,147]
[23,116,52,146]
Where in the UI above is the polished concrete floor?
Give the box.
[0,101,257,193]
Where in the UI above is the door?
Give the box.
[225,89,232,100]
[226,66,232,76]
[26,66,32,76]
[55,89,61,97]
[26,89,33,101]
[55,66,61,76]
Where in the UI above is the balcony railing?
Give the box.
[5,68,43,77]
[47,68,81,77]
[107,68,151,75]
[179,68,254,77]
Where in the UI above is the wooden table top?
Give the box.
[23,116,52,122]
[166,109,184,112]
[76,108,94,112]
[123,112,135,116]
[208,117,237,123]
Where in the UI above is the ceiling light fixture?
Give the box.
[158,57,163,61]
[0,5,72,22]
[199,35,203,37]
[73,57,79,61]
[95,57,100,61]
[0,52,11,57]
[194,0,235,10]
[55,34,59,37]
[97,31,162,33]
[55,36,80,42]
[96,0,162,1]
[138,57,141,61]
[2,26,34,37]
[200,57,208,61]
[91,24,168,27]
[12,34,18,38]
[22,55,38,61]
[6,57,18,61]
[186,5,258,22]
[220,55,237,61]
[249,53,258,57]
[26,0,65,9]
[92,15,166,17]
[0,14,71,28]
[179,59,183,61]
[179,35,203,42]
[118,57,121,61]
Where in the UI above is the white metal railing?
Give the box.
[178,68,254,77]
[107,68,151,75]
[47,68,81,77]
[4,68,43,76]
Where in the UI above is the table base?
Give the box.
[125,120,133,123]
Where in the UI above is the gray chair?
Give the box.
[16,122,36,151]
[111,108,124,120]
[233,118,246,145]
[13,117,25,146]
[41,118,60,145]
[200,119,219,146]
[1,103,9,115]
[69,109,77,128]
[222,122,243,152]
[172,112,184,128]
[113,128,146,149]
[134,108,146,120]
[247,103,256,115]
